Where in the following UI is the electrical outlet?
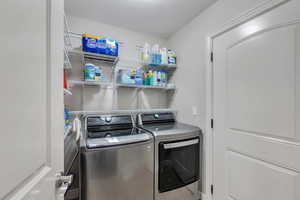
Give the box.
[192,106,198,116]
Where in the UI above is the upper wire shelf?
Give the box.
[69,50,119,65]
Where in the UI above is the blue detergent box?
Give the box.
[82,33,119,56]
[82,33,99,53]
[97,38,119,57]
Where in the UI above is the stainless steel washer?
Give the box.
[137,112,203,200]
[81,114,154,200]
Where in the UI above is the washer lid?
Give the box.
[86,128,153,148]
[88,128,139,138]
[87,115,133,132]
[85,115,152,148]
[139,112,175,125]
[86,130,152,149]
[141,122,201,140]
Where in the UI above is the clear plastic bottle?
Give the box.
[165,71,168,86]
[141,43,150,64]
[143,72,147,85]
[168,49,177,65]
[149,71,153,86]
[153,71,157,86]
[161,48,168,65]
[151,44,160,65]
[161,70,167,86]
[157,71,161,86]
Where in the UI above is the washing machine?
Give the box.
[81,114,154,200]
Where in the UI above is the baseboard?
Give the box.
[201,193,212,200]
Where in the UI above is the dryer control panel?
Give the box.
[139,112,176,125]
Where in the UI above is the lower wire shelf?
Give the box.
[116,83,176,90]
[68,80,114,88]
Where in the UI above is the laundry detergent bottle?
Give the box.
[141,43,150,64]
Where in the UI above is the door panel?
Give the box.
[0,0,64,199]
[227,25,296,140]
[213,1,300,200]
[0,0,47,198]
[227,151,299,200]
[228,130,300,171]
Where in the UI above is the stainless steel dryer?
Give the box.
[80,114,154,200]
[137,112,203,200]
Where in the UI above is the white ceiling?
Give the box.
[65,0,217,38]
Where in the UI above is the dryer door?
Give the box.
[159,137,200,193]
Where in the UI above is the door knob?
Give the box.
[55,172,73,197]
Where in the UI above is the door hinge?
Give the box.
[210,118,214,129]
[210,52,214,63]
[211,184,214,195]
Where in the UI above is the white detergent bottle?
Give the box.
[161,48,168,65]
[157,71,161,86]
[153,71,157,86]
[141,43,150,64]
[72,115,81,141]
[152,44,160,65]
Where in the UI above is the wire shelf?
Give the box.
[69,50,119,65]
[64,14,73,69]
[68,80,113,88]
[116,83,176,90]
[64,47,72,69]
[141,63,177,71]
[64,88,72,96]
[64,14,73,50]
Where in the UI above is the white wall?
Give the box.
[166,0,270,198]
[167,0,268,127]
[66,15,170,111]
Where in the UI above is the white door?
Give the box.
[213,0,300,200]
[0,0,64,199]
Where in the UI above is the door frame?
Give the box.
[3,0,64,199]
[204,0,289,200]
